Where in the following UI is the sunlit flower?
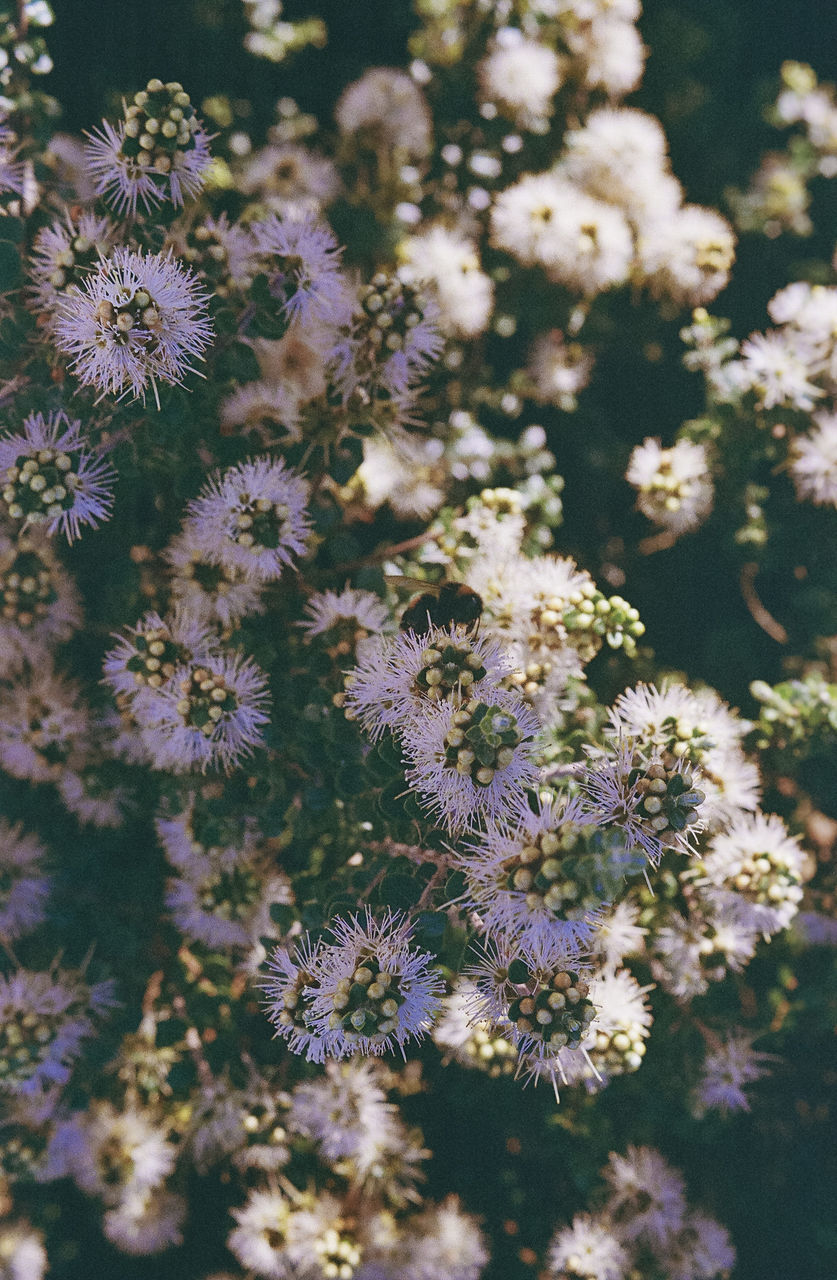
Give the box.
[53,246,213,406]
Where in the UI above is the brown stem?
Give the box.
[334,529,437,573]
[740,562,788,644]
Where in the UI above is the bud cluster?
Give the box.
[414,638,487,700]
[505,958,596,1051]
[175,665,240,738]
[444,698,524,786]
[121,79,202,179]
[328,951,405,1048]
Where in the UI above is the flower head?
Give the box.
[0,819,50,941]
[28,208,118,322]
[0,967,116,1095]
[165,526,265,628]
[103,607,217,701]
[581,741,705,865]
[85,79,211,214]
[0,527,81,671]
[184,456,311,583]
[134,650,271,774]
[457,794,607,951]
[53,246,213,406]
[250,211,348,328]
[345,625,511,742]
[305,910,444,1059]
[0,411,115,542]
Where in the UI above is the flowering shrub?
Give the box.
[0,3,835,1279]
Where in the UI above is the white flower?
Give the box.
[737,331,822,411]
[790,411,837,506]
[400,1197,489,1280]
[57,1102,176,1205]
[698,810,805,935]
[398,225,494,338]
[636,204,735,306]
[103,607,217,701]
[477,30,563,129]
[491,172,633,296]
[561,108,680,216]
[568,17,645,98]
[626,438,714,535]
[0,1221,48,1280]
[527,330,595,409]
[590,900,647,968]
[547,1212,628,1280]
[336,68,432,159]
[102,1189,186,1256]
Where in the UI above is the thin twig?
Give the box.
[740,562,788,644]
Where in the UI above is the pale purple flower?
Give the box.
[0,121,25,198]
[53,246,213,407]
[28,209,118,322]
[331,272,442,404]
[183,456,311,583]
[103,608,217,701]
[0,819,50,941]
[0,410,115,543]
[403,687,541,834]
[466,934,595,1076]
[581,741,705,865]
[260,936,330,1063]
[457,794,606,952]
[305,910,444,1059]
[134,650,271,774]
[84,79,212,215]
[165,526,265,628]
[0,527,82,673]
[0,661,88,783]
[661,1211,736,1280]
[691,1029,775,1117]
[299,586,390,642]
[547,1213,628,1280]
[0,967,116,1095]
[165,836,290,951]
[603,1145,686,1246]
[249,211,349,327]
